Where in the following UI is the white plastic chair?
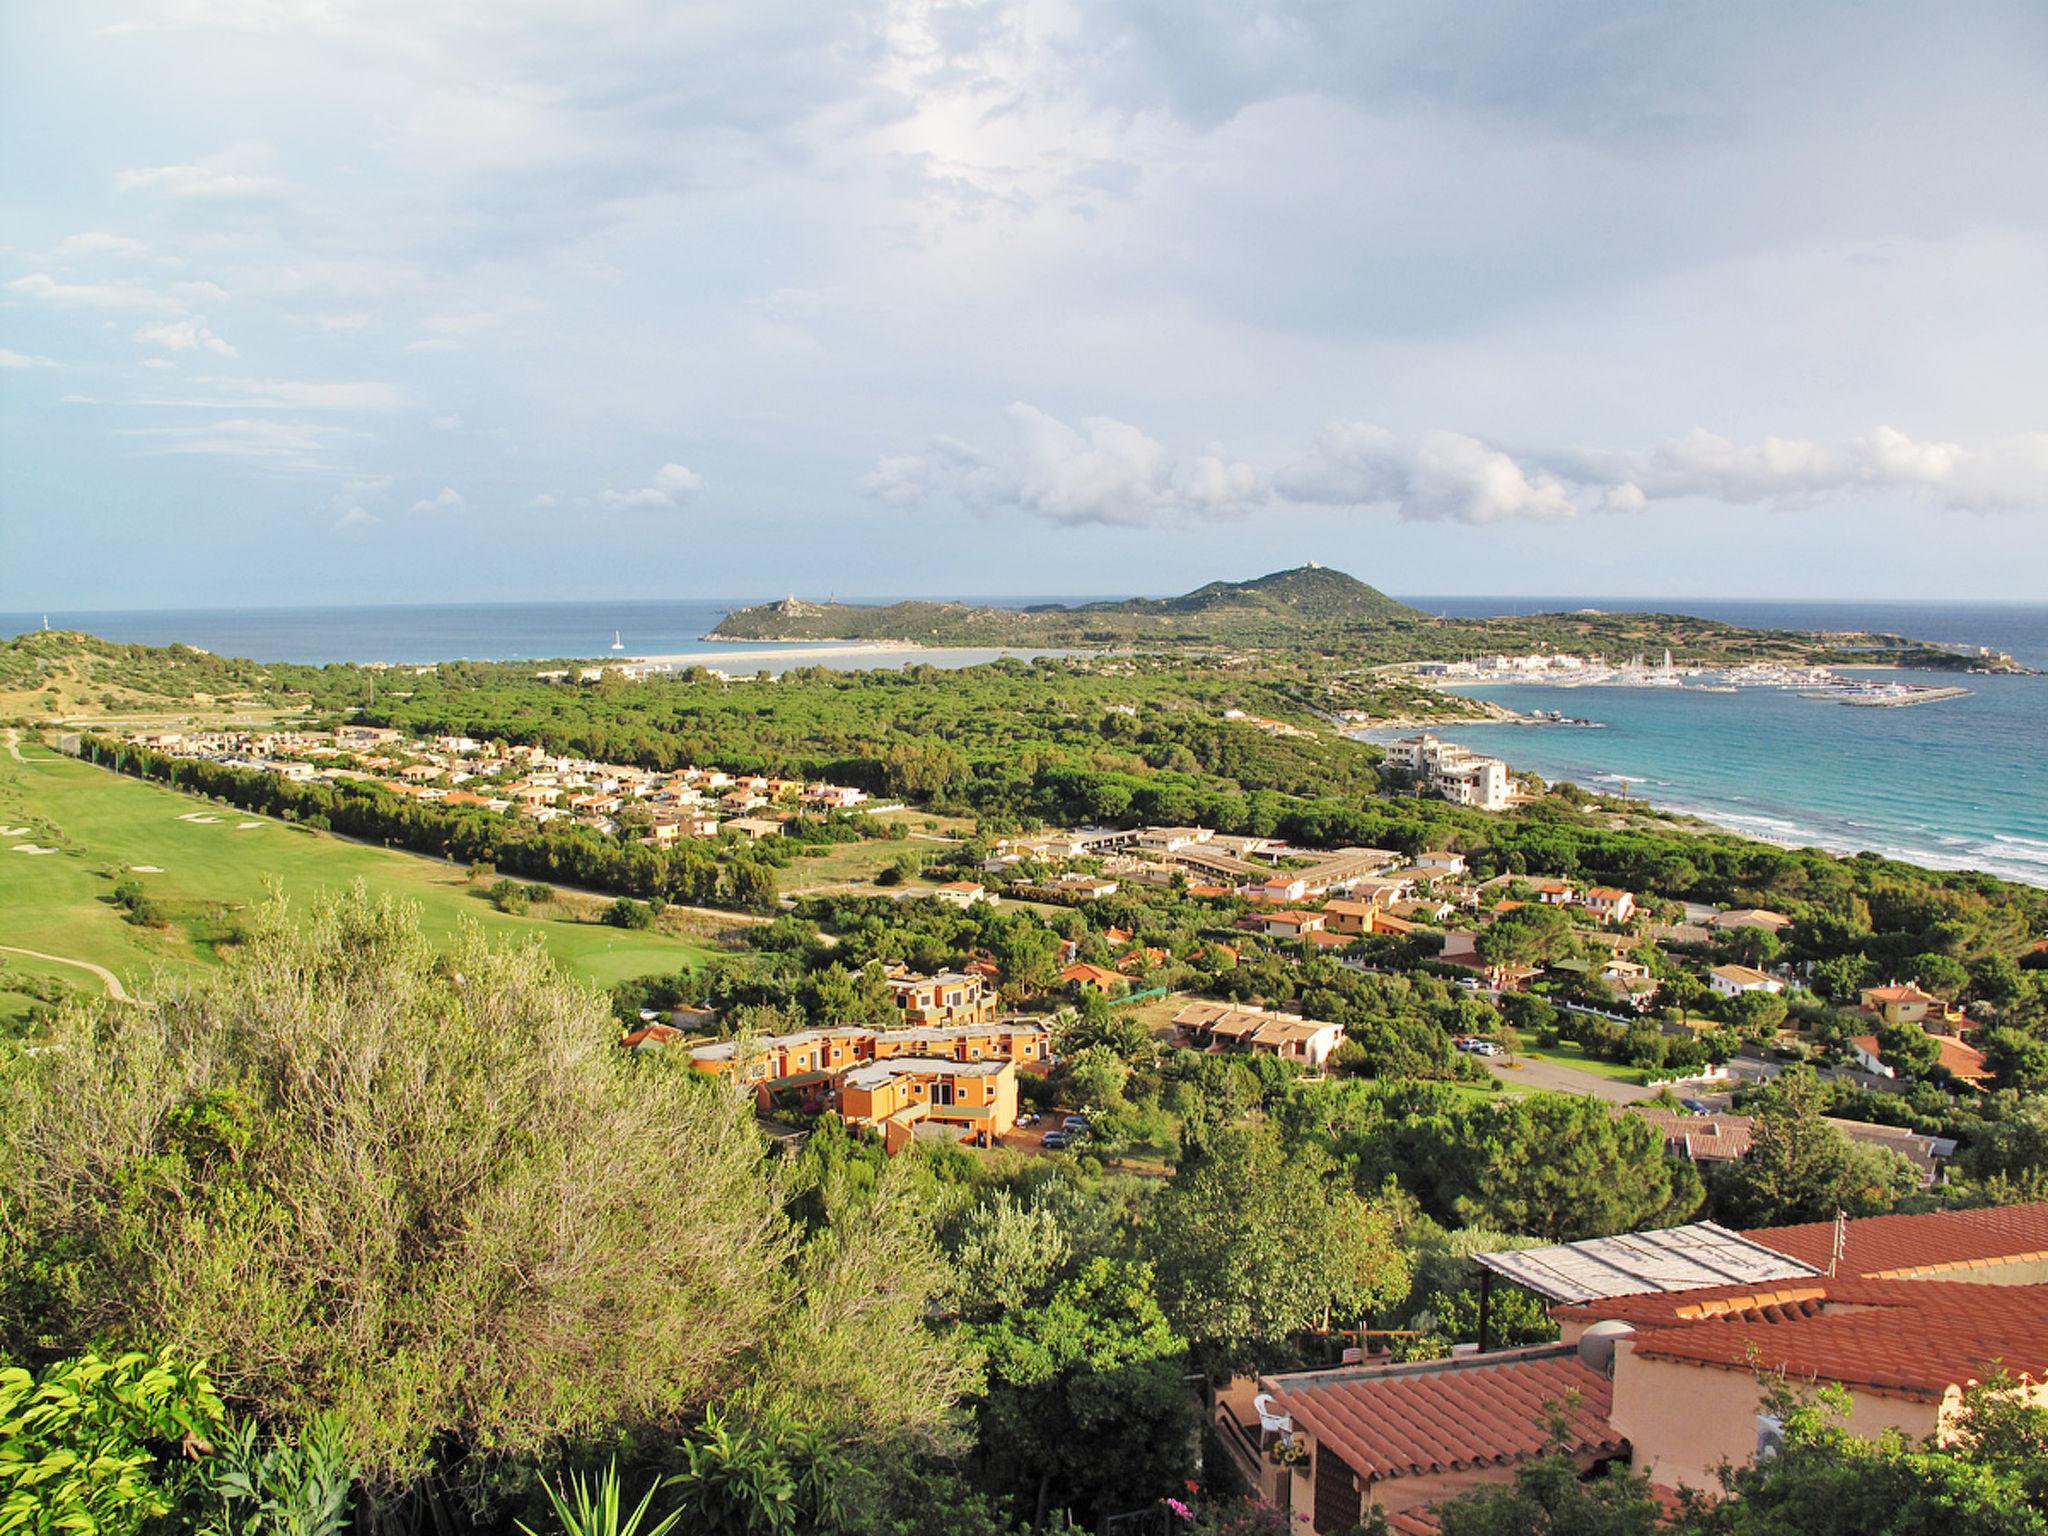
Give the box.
[1253,1393,1292,1437]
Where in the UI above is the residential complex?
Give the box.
[1214,1203,2048,1531]
[681,1010,1052,1151]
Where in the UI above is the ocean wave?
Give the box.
[1975,837,2048,868]
[1640,798,2048,888]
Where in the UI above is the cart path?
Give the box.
[0,945,130,1002]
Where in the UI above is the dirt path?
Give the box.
[0,945,130,1002]
[1,728,23,762]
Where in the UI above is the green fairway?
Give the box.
[0,740,720,992]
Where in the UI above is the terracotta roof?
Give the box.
[1059,962,1124,988]
[1626,1107,1754,1162]
[1710,963,1778,987]
[1932,1033,1990,1083]
[1625,1280,2048,1403]
[1862,983,1944,1006]
[1745,1202,2048,1280]
[1269,1346,1623,1485]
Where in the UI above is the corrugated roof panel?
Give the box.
[1474,1222,1819,1303]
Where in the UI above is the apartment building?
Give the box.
[1386,735,1513,812]
[888,970,998,1027]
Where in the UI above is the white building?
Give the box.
[1387,734,1513,812]
[1708,963,1785,999]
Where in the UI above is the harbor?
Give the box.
[1395,650,1973,708]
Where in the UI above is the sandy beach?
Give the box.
[619,639,1072,675]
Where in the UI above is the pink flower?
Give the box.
[1165,1499,1194,1520]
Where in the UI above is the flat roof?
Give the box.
[1474,1221,1820,1304]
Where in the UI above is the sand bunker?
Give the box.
[176,812,223,824]
[236,821,261,829]
[131,865,164,873]
[11,844,56,855]
[0,826,29,837]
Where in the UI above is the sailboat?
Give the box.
[610,630,624,651]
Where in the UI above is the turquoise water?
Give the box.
[1408,673,2048,887]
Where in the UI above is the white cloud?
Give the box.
[113,147,287,201]
[135,318,238,357]
[897,412,2048,529]
[6,272,182,311]
[48,231,152,261]
[410,486,466,513]
[868,403,1264,526]
[529,492,558,508]
[860,454,929,505]
[1283,424,1579,523]
[119,417,350,472]
[598,462,704,510]
[329,475,392,530]
[0,349,58,369]
[182,377,407,411]
[428,413,464,431]
[1285,422,2048,521]
[1535,425,2048,515]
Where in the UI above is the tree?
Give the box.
[1874,1021,1941,1079]
[1436,1414,1661,1536]
[1498,992,1559,1038]
[1960,1098,2048,1200]
[1476,904,1578,968]
[1981,1030,2048,1096]
[1146,1125,1409,1368]
[1722,989,1790,1035]
[0,889,966,1512]
[972,1258,1197,1528]
[1903,953,1970,998]
[1445,1095,1701,1242]
[1705,1068,1915,1227]
[1679,1377,2048,1535]
[950,1188,1074,1323]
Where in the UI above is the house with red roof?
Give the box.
[1208,1204,2048,1530]
[1213,1346,1627,1531]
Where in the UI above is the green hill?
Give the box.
[709,565,1424,646]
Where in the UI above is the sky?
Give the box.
[3,0,2047,610]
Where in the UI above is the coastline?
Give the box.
[1356,674,2048,889]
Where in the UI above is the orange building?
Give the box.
[837,1057,1020,1153]
[872,1020,1051,1066]
[688,1027,875,1087]
[888,970,998,1027]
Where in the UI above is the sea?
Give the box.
[1392,597,2048,888]
[6,594,2046,887]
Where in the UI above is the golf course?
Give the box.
[0,733,722,1017]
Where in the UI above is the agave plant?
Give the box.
[518,1461,683,1536]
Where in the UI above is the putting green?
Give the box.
[0,740,719,993]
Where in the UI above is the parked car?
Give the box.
[1456,977,1484,992]
[1041,1130,1073,1150]
[1467,1040,1503,1057]
[1062,1114,1092,1132]
[1679,1098,1712,1115]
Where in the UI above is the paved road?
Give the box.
[1484,1054,1656,1103]
[0,945,131,1002]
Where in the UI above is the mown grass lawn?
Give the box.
[1512,1038,1650,1084]
[0,740,719,994]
